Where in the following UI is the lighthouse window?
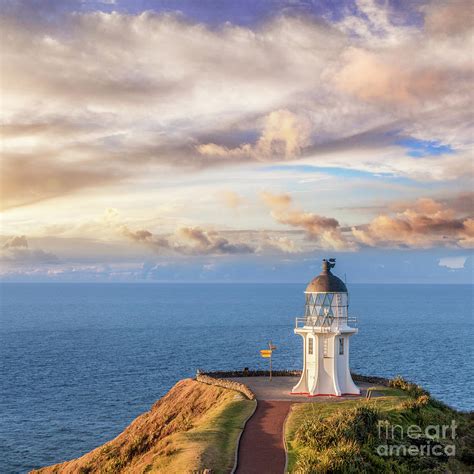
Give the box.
[308,338,314,355]
[339,338,344,355]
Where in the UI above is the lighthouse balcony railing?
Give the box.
[295,316,357,331]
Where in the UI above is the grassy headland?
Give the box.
[285,377,473,473]
[33,379,255,474]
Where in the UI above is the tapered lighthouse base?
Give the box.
[292,328,360,397]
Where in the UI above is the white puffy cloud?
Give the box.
[197,110,311,161]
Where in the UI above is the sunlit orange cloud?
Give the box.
[352,197,474,249]
[260,192,473,250]
[261,192,351,251]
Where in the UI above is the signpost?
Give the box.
[260,340,277,380]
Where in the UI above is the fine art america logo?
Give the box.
[376,420,457,457]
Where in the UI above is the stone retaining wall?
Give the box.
[196,370,390,398]
[196,373,256,400]
[351,373,390,386]
[201,369,302,378]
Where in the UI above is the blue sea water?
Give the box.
[0,283,473,473]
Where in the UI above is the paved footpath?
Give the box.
[232,376,370,473]
[235,400,292,474]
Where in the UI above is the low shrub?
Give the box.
[294,440,364,473]
[401,394,430,411]
[389,376,429,399]
[295,405,379,451]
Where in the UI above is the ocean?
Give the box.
[0,283,473,473]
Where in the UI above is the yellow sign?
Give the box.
[260,349,272,358]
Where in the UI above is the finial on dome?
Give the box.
[322,258,336,273]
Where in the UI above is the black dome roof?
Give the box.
[305,259,347,293]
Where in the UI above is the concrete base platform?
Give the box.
[230,376,376,401]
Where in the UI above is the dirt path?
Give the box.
[235,400,292,474]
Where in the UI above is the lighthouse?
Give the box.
[292,258,360,396]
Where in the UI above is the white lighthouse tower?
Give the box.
[292,259,360,396]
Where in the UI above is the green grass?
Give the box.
[285,381,474,473]
[285,388,406,472]
[151,393,256,473]
[184,396,257,473]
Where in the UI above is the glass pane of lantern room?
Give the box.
[321,294,332,311]
[331,295,339,316]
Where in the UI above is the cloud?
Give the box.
[121,227,153,242]
[261,191,292,209]
[334,0,412,44]
[352,197,474,248]
[439,192,474,216]
[197,109,311,161]
[2,4,471,209]
[0,152,124,210]
[2,235,28,249]
[218,190,244,210]
[261,191,350,250]
[335,48,447,105]
[120,224,255,256]
[260,191,474,250]
[258,232,299,253]
[438,256,467,270]
[423,0,473,36]
[0,236,59,263]
[176,227,254,254]
[119,214,303,255]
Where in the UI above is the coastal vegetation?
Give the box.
[33,379,255,474]
[285,377,474,473]
[33,375,472,474]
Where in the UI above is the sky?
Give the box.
[0,0,473,283]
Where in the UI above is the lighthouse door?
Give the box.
[307,369,315,392]
[306,336,316,391]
